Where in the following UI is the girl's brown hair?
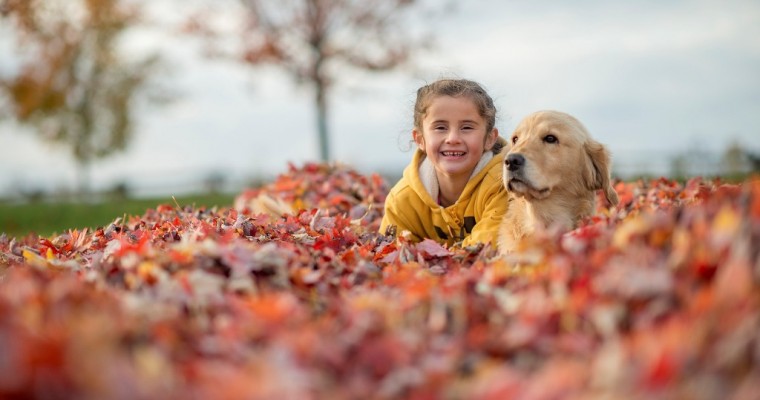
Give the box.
[413,79,502,153]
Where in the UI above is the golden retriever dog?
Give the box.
[498,110,619,254]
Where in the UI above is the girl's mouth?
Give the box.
[441,151,466,157]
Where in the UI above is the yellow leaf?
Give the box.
[138,261,156,276]
[612,215,650,248]
[22,249,48,269]
[712,206,740,238]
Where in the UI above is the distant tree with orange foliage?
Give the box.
[187,0,434,163]
[0,0,161,196]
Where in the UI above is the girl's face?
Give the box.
[414,95,498,183]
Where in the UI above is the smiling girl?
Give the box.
[380,79,508,247]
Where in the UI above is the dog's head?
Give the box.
[503,110,619,206]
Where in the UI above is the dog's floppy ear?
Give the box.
[584,140,619,206]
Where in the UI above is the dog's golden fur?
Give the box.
[498,110,619,254]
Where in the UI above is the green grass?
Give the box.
[0,193,234,239]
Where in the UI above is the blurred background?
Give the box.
[1,0,759,236]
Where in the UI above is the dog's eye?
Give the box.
[543,134,558,144]
[511,136,518,144]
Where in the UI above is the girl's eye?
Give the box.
[511,136,518,144]
[543,134,558,144]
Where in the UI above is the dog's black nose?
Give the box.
[506,153,525,171]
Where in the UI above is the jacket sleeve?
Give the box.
[461,182,509,247]
[380,191,422,242]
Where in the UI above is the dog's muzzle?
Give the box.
[504,153,551,199]
[505,153,525,172]
[504,152,527,185]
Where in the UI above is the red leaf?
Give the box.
[415,239,450,258]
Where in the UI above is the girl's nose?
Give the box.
[445,131,462,143]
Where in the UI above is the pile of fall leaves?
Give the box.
[1,162,759,399]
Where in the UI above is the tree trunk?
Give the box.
[315,79,330,162]
[76,159,91,202]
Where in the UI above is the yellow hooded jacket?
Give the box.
[380,140,508,247]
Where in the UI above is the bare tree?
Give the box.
[719,141,750,177]
[191,0,433,162]
[0,0,161,197]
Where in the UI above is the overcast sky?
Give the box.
[1,0,759,197]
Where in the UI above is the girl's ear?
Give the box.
[485,128,498,151]
[413,129,425,151]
